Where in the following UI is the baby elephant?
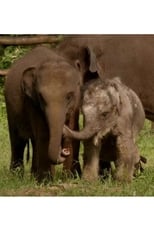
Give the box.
[63,77,145,182]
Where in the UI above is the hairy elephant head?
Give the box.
[63,78,122,141]
[21,58,82,164]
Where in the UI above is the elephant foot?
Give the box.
[34,171,53,184]
[10,162,24,178]
[71,160,82,177]
[82,166,99,181]
[63,159,81,178]
[31,164,54,184]
[99,161,112,179]
[113,164,133,183]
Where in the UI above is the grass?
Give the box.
[0,90,154,196]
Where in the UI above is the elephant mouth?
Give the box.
[54,144,71,164]
[49,130,72,165]
[61,136,72,158]
[61,147,71,157]
[53,147,70,165]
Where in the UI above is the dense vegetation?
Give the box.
[0,45,154,196]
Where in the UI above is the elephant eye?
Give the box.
[66,92,74,103]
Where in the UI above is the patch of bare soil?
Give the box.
[1,183,78,196]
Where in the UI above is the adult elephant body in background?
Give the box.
[5,46,83,182]
[57,35,154,121]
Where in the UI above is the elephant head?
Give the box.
[57,43,103,83]
[63,78,122,142]
[21,59,82,164]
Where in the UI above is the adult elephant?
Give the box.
[57,35,154,121]
[5,45,96,182]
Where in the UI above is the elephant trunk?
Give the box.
[63,123,99,140]
[46,105,70,164]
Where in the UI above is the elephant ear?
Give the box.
[74,46,104,84]
[75,46,98,73]
[85,46,98,72]
[21,66,37,98]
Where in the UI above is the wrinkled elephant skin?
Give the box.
[5,46,82,182]
[63,77,145,182]
[58,35,154,121]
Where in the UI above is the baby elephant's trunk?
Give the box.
[63,124,98,140]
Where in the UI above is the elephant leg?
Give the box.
[28,113,53,183]
[99,159,111,177]
[99,135,117,178]
[63,109,81,177]
[62,137,73,176]
[34,137,52,183]
[71,138,81,176]
[31,138,37,176]
[114,135,140,182]
[30,128,52,183]
[9,129,27,176]
[82,138,101,181]
[62,137,81,177]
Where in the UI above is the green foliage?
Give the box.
[0,99,154,196]
[0,45,31,69]
[0,45,31,112]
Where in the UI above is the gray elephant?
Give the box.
[63,77,145,182]
[5,46,87,182]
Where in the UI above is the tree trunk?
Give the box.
[0,35,62,45]
[0,69,9,76]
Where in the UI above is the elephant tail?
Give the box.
[26,140,30,163]
[140,155,147,164]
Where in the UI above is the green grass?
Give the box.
[0,90,154,196]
